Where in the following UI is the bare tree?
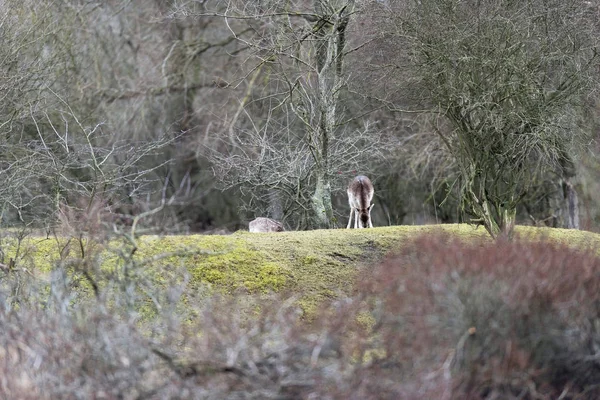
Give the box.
[0,1,181,229]
[364,0,599,238]
[56,0,246,231]
[194,0,385,228]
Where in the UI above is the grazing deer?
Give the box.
[346,175,374,229]
[249,217,285,233]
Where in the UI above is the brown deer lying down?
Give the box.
[249,217,285,233]
[347,175,374,229]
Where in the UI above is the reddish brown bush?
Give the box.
[355,234,600,399]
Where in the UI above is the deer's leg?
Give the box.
[368,204,374,228]
[347,208,354,229]
[354,209,360,229]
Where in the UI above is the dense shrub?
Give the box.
[356,234,600,399]
[0,231,599,399]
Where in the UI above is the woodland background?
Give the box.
[2,0,600,235]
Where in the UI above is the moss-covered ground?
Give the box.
[1,224,599,314]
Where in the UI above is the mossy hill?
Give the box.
[2,224,599,314]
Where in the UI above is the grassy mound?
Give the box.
[1,224,599,314]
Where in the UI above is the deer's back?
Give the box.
[347,175,374,207]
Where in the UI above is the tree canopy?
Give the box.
[372,0,600,237]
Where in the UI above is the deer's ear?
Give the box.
[368,203,374,211]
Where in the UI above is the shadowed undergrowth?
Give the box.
[0,226,599,398]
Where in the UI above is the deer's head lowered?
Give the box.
[347,175,374,229]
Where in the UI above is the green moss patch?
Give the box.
[1,224,599,316]
[514,225,600,251]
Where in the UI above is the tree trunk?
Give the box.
[268,188,283,221]
[499,206,516,239]
[311,174,333,228]
[562,179,580,229]
[469,189,516,239]
[478,203,516,239]
[309,1,350,229]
